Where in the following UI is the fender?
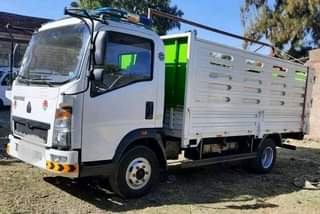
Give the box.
[261,133,282,146]
[112,128,167,169]
[79,128,167,177]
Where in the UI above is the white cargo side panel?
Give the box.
[182,34,309,147]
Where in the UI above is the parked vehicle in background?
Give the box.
[0,67,18,108]
[6,7,314,198]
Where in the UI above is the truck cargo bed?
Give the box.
[161,32,313,148]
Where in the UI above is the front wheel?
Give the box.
[248,138,277,174]
[109,146,160,198]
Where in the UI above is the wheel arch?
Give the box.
[262,133,282,147]
[112,129,167,170]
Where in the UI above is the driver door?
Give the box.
[81,31,159,162]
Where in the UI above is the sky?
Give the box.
[0,0,262,50]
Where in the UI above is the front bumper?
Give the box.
[7,135,79,178]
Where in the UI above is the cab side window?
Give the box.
[92,32,153,96]
[1,75,10,86]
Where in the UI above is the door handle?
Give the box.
[145,101,154,120]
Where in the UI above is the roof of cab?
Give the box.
[39,16,158,38]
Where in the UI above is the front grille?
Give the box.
[13,116,50,143]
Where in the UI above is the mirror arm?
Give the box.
[63,25,96,96]
[61,74,92,96]
[62,8,100,96]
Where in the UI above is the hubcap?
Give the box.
[261,146,274,169]
[126,157,151,190]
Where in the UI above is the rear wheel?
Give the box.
[0,100,3,109]
[109,146,160,198]
[248,138,277,174]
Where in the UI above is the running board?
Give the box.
[169,152,257,169]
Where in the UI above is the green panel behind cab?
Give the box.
[119,53,137,70]
[163,37,188,108]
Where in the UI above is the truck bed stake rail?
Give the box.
[148,8,273,48]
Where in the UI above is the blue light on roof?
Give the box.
[139,15,152,26]
[95,7,127,18]
[94,7,152,28]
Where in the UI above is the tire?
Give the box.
[109,146,160,198]
[248,138,277,174]
[0,100,3,109]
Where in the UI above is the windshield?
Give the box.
[19,24,89,85]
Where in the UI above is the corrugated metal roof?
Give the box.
[0,11,51,35]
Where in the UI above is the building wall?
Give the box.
[0,40,28,67]
[306,49,320,139]
[0,11,50,68]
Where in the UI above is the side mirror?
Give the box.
[92,68,104,81]
[94,31,107,66]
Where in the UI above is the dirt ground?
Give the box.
[1,108,320,213]
[0,139,319,214]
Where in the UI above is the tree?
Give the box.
[77,0,183,35]
[241,0,320,59]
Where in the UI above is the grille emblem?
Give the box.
[26,102,32,113]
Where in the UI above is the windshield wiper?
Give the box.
[29,78,55,87]
[18,75,54,87]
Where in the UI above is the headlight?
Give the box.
[53,107,72,149]
[53,129,71,148]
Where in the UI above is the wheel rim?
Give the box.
[125,157,152,190]
[261,146,274,169]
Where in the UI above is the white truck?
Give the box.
[7,7,313,198]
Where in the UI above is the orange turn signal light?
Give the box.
[46,160,78,173]
[55,107,72,120]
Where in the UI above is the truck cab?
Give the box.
[7,8,165,197]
